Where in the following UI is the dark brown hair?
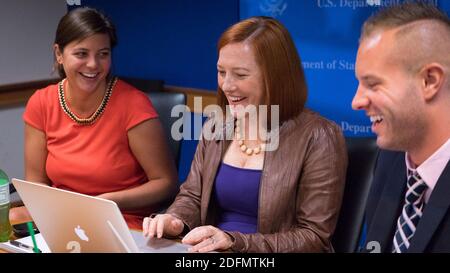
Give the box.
[361,1,450,40]
[54,7,117,78]
[217,16,307,126]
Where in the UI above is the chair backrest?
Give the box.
[120,77,165,93]
[147,92,186,166]
[120,77,186,166]
[332,137,378,253]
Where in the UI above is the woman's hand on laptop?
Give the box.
[142,214,184,238]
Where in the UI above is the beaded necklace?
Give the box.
[235,119,266,156]
[58,77,116,125]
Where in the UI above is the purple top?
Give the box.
[213,162,262,234]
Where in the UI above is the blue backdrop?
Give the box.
[70,0,239,90]
[240,0,449,137]
[68,0,450,181]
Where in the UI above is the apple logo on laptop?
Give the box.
[74,225,89,242]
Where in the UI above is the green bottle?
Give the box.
[0,169,12,242]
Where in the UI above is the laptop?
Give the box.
[11,178,190,253]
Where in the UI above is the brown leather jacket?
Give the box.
[166,110,347,252]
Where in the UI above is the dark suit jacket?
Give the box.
[364,150,450,253]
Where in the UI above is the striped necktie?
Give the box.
[392,170,428,253]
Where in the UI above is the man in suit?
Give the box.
[352,2,450,253]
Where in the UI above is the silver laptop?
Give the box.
[12,178,189,253]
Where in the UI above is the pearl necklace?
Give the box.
[58,77,116,125]
[235,119,265,156]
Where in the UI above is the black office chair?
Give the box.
[119,76,165,94]
[332,137,378,253]
[120,77,186,166]
[147,91,186,166]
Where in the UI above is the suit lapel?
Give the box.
[366,155,406,252]
[408,160,450,253]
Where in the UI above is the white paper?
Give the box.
[0,233,51,253]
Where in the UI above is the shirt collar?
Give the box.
[405,138,450,201]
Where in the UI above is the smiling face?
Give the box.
[55,33,111,95]
[352,29,427,151]
[217,42,264,118]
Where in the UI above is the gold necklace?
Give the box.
[235,119,265,156]
[58,77,116,125]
